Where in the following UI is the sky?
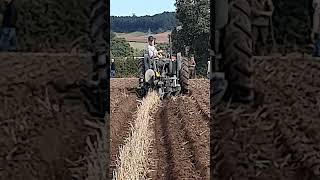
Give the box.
[110,0,176,17]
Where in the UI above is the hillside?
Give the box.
[111,12,177,33]
[116,31,171,43]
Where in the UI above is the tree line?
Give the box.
[172,0,210,76]
[111,12,177,33]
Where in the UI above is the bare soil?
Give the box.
[110,78,210,179]
[110,78,138,176]
[213,56,320,180]
[0,53,107,180]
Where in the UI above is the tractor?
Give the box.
[136,34,189,99]
[213,0,254,108]
[136,53,189,99]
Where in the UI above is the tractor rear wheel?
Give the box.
[180,58,189,94]
[138,58,145,80]
[223,0,254,102]
[80,0,108,118]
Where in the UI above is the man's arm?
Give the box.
[154,47,164,59]
[148,46,161,58]
[154,48,158,57]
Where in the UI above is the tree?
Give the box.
[111,12,177,33]
[172,0,210,76]
[111,36,134,58]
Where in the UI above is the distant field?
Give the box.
[116,31,146,37]
[129,42,146,50]
[116,31,170,43]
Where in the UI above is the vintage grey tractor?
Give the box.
[136,52,189,99]
[213,0,254,108]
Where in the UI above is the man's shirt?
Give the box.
[148,44,158,58]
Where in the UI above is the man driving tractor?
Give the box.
[137,34,189,99]
[147,35,164,59]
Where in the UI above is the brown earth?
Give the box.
[213,56,320,179]
[110,78,210,179]
[0,53,107,180]
[110,78,138,177]
[117,32,170,43]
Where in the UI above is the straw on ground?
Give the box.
[113,91,160,180]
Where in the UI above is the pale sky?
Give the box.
[110,0,176,16]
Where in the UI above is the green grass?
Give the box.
[128,31,146,36]
[115,31,146,37]
[115,32,125,37]
[129,42,147,51]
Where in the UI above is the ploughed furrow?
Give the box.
[110,88,137,177]
[153,98,205,179]
[189,79,210,119]
[153,105,173,180]
[176,97,210,178]
[114,91,160,180]
[192,96,210,121]
[214,57,320,179]
[110,78,209,179]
